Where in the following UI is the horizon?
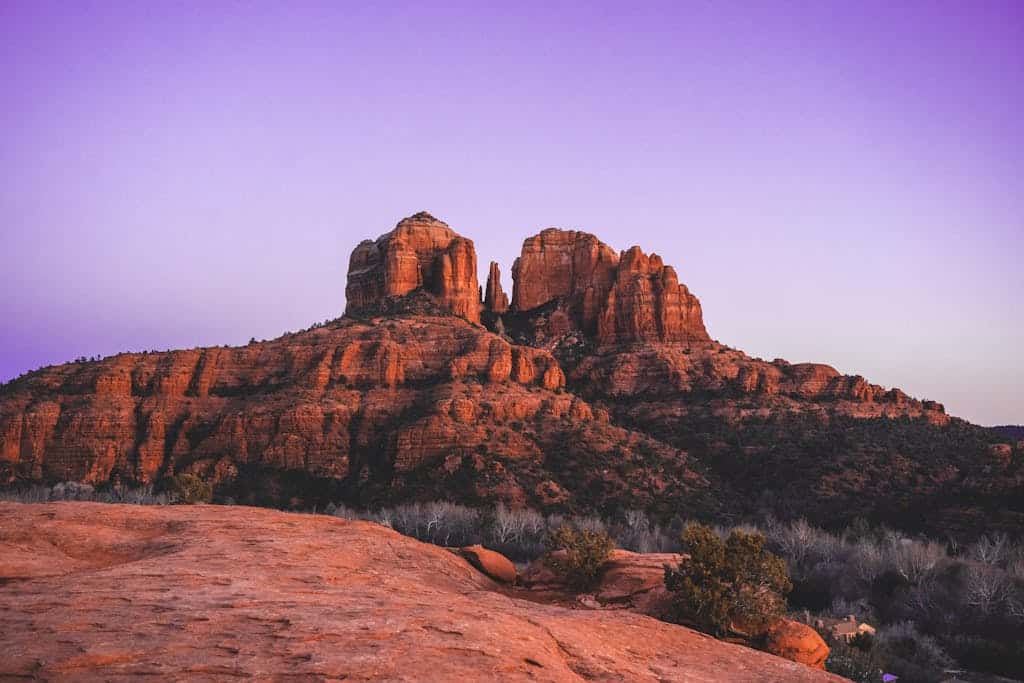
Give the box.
[2,1,1022,425]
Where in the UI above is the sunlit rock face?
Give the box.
[346,211,480,324]
[509,228,709,345]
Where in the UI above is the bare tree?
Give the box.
[968,533,1009,567]
[892,540,946,583]
[964,565,1009,616]
[850,539,885,583]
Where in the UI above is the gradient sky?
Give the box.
[1,1,1021,425]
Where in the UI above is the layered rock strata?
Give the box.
[508,228,709,344]
[346,212,480,323]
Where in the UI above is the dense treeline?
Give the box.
[614,410,1024,540]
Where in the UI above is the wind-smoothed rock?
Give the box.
[346,212,480,323]
[0,503,844,682]
[459,544,517,584]
[765,620,830,670]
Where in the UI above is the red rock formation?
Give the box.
[521,548,685,618]
[1,212,1000,537]
[570,343,949,423]
[510,228,709,344]
[0,317,557,486]
[519,550,833,670]
[484,261,509,314]
[346,212,480,323]
[765,620,830,670]
[597,247,708,344]
[0,503,843,682]
[459,544,517,583]
[0,314,704,515]
[511,229,619,333]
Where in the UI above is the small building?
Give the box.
[828,615,876,643]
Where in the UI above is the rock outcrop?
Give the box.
[346,212,480,323]
[0,315,706,514]
[570,345,949,422]
[0,503,845,682]
[2,212,1012,540]
[597,246,708,344]
[0,317,573,485]
[518,551,832,670]
[511,229,619,334]
[509,228,709,344]
[459,544,517,584]
[483,261,509,315]
[765,620,831,670]
[521,548,684,618]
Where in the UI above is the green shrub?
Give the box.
[850,631,876,652]
[169,473,213,504]
[664,524,791,636]
[826,640,883,683]
[543,525,614,591]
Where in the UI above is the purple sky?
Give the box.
[2,1,1021,425]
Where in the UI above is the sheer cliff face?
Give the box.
[4,315,696,509]
[345,219,710,345]
[509,229,710,344]
[511,229,619,334]
[346,212,480,324]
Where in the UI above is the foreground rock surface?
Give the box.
[0,503,845,682]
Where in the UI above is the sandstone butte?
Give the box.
[0,502,847,682]
[4,210,1016,537]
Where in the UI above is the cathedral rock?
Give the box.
[4,210,1000,541]
[346,212,480,324]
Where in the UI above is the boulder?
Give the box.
[521,548,684,617]
[595,549,683,616]
[764,619,830,670]
[459,544,517,584]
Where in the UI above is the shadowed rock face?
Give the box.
[0,502,846,682]
[346,212,480,323]
[511,229,619,333]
